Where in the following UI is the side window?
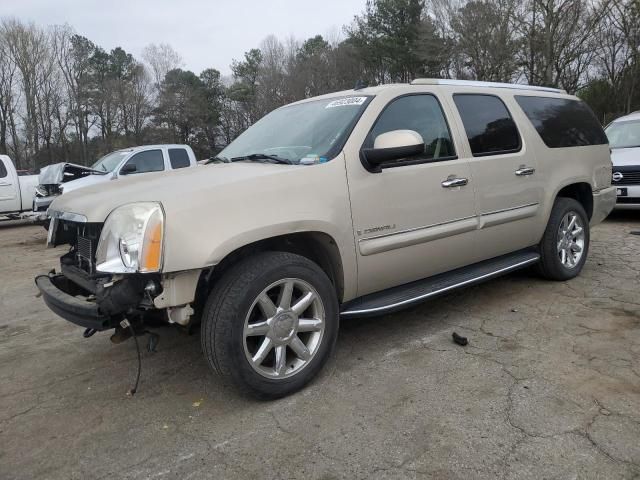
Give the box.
[365,94,456,162]
[453,94,521,156]
[168,148,191,169]
[122,150,165,174]
[515,96,608,148]
[0,160,7,178]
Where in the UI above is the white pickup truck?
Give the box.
[0,155,38,218]
[33,145,198,214]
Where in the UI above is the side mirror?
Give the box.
[120,163,137,175]
[361,130,424,171]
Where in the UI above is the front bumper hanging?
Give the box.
[35,271,147,331]
[36,274,115,331]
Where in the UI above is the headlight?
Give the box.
[95,202,165,273]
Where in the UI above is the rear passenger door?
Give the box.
[449,93,543,257]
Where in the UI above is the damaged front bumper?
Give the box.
[35,269,148,331]
[36,274,114,330]
[36,267,203,331]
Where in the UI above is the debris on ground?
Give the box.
[452,332,468,346]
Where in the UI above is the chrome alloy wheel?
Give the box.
[243,278,325,379]
[556,211,585,269]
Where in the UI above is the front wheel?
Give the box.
[201,251,339,399]
[536,197,590,281]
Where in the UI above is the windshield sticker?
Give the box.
[325,97,367,108]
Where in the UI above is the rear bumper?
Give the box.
[35,274,116,331]
[591,186,616,225]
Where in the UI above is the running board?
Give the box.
[340,250,540,318]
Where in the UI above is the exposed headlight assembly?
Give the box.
[96,202,165,273]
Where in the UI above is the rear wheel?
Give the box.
[201,251,339,399]
[536,197,590,280]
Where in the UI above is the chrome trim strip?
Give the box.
[480,202,539,217]
[358,217,478,256]
[48,210,88,223]
[359,215,477,241]
[341,256,539,316]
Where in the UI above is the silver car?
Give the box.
[606,111,640,209]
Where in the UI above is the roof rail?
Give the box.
[410,78,566,94]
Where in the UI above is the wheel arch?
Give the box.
[195,231,346,313]
[555,182,593,220]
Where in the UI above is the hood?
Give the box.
[39,162,104,185]
[62,173,111,194]
[611,147,640,167]
[49,162,306,222]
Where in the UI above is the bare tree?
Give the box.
[3,19,50,168]
[514,0,607,92]
[0,26,19,161]
[142,43,184,88]
[52,25,96,163]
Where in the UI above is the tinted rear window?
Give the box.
[0,160,6,178]
[453,94,521,156]
[169,148,191,169]
[515,96,608,148]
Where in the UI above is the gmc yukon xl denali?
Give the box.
[36,80,616,398]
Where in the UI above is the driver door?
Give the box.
[344,93,481,296]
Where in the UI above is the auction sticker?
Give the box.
[325,97,368,108]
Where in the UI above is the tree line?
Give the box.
[0,0,638,171]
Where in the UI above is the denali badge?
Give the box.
[357,224,397,236]
[612,172,623,182]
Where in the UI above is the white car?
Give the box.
[34,144,198,213]
[605,111,640,209]
[0,155,38,218]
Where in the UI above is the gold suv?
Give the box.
[37,79,616,398]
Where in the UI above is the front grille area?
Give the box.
[76,235,95,272]
[55,220,103,274]
[36,184,62,196]
[612,167,640,186]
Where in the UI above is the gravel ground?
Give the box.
[1,213,639,479]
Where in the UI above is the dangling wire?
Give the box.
[122,319,142,396]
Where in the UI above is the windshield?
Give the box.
[218,96,372,164]
[92,151,130,172]
[605,120,640,149]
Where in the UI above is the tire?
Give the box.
[536,197,590,281]
[201,251,339,399]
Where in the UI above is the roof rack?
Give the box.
[410,78,566,94]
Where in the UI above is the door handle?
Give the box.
[441,175,468,188]
[515,165,535,176]
[0,182,11,186]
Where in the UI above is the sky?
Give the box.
[5,0,366,74]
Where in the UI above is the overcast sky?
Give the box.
[8,0,366,74]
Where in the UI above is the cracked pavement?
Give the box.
[1,212,639,479]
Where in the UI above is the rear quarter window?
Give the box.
[0,160,7,178]
[168,148,191,169]
[515,96,608,148]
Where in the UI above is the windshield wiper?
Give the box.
[205,155,230,164]
[230,153,293,165]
